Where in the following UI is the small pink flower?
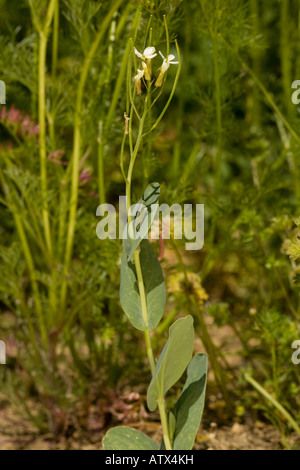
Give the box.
[48,149,67,165]
[0,105,40,140]
[29,124,40,136]
[21,116,33,134]
[7,106,22,125]
[49,150,65,159]
[0,106,6,120]
[79,168,91,184]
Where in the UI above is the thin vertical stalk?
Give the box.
[132,242,172,450]
[98,121,105,205]
[245,373,300,438]
[212,33,222,196]
[205,30,222,257]
[14,213,48,350]
[271,341,279,398]
[39,33,52,256]
[47,0,60,329]
[105,7,141,129]
[52,0,59,82]
[97,7,141,205]
[125,96,172,450]
[97,14,117,205]
[157,398,172,450]
[0,170,48,350]
[60,0,125,314]
[171,7,191,178]
[250,0,261,125]
[280,0,293,119]
[48,0,60,149]
[37,0,57,258]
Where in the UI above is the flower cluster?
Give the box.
[133,46,178,94]
[168,271,208,308]
[0,105,39,138]
[48,149,67,166]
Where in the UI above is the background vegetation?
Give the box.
[0,0,300,449]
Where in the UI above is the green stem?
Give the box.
[0,170,48,350]
[280,0,293,119]
[271,341,279,398]
[38,36,52,257]
[125,98,172,450]
[127,100,148,186]
[98,8,141,205]
[212,33,222,195]
[245,373,300,438]
[250,0,261,125]
[18,293,41,360]
[14,213,49,350]
[127,192,171,450]
[57,176,68,260]
[143,41,181,137]
[105,38,132,129]
[52,0,59,81]
[37,0,57,258]
[48,0,59,149]
[98,121,105,205]
[157,398,172,450]
[206,31,223,250]
[60,0,125,313]
[96,14,117,205]
[171,7,191,178]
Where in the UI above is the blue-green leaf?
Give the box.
[173,354,208,450]
[103,426,159,450]
[147,316,194,411]
[120,239,166,331]
[128,183,160,262]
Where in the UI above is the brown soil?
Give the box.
[1,390,298,450]
[0,317,298,450]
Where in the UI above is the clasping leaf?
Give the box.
[147,316,194,411]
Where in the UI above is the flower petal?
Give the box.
[134,69,144,80]
[161,61,170,73]
[143,46,156,58]
[134,47,143,59]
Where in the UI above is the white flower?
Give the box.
[134,69,145,94]
[134,69,145,81]
[134,46,157,60]
[159,51,179,72]
[134,47,157,81]
[155,52,179,87]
